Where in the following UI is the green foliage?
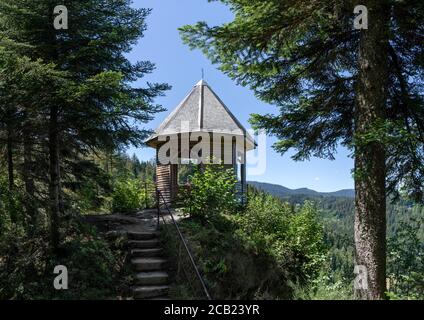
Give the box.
[181,2,423,299]
[168,186,325,299]
[293,271,353,300]
[292,194,423,300]
[0,219,124,300]
[0,174,25,229]
[180,0,424,201]
[387,214,424,299]
[69,153,156,214]
[178,165,239,221]
[73,179,108,213]
[54,222,119,299]
[287,202,327,278]
[0,0,165,299]
[112,178,154,214]
[172,180,423,300]
[178,163,197,184]
[0,0,169,249]
[234,189,325,284]
[166,215,292,299]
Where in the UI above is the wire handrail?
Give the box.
[155,188,212,300]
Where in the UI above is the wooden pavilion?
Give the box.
[145,80,256,204]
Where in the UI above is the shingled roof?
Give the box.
[145,80,255,150]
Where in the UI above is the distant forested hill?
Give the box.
[248,181,355,198]
[248,181,422,239]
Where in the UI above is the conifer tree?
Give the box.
[180,0,423,299]
[0,0,169,249]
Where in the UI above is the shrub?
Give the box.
[177,165,238,221]
[111,178,153,213]
[0,219,124,300]
[293,271,354,300]
[234,193,325,285]
[73,179,110,214]
[166,186,325,299]
[53,223,119,299]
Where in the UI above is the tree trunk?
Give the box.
[23,126,37,230]
[6,124,17,224]
[354,0,389,300]
[6,125,14,191]
[49,105,61,251]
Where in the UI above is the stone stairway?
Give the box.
[127,231,170,300]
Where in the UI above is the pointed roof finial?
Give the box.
[201,68,204,80]
[195,78,208,86]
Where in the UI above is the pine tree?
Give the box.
[0,44,65,227]
[180,0,423,299]
[0,0,169,249]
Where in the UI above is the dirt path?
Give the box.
[83,209,159,233]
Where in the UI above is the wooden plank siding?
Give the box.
[156,164,179,205]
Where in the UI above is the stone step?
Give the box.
[127,239,159,249]
[135,271,169,285]
[133,285,170,299]
[146,296,171,300]
[131,248,163,258]
[131,257,168,271]
[127,231,158,241]
[105,230,128,240]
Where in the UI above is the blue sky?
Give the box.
[126,0,354,192]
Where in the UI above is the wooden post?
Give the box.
[241,140,247,205]
[155,148,160,230]
[144,180,148,209]
[170,163,178,202]
[156,188,160,230]
[232,138,237,177]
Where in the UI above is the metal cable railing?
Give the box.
[155,188,212,300]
